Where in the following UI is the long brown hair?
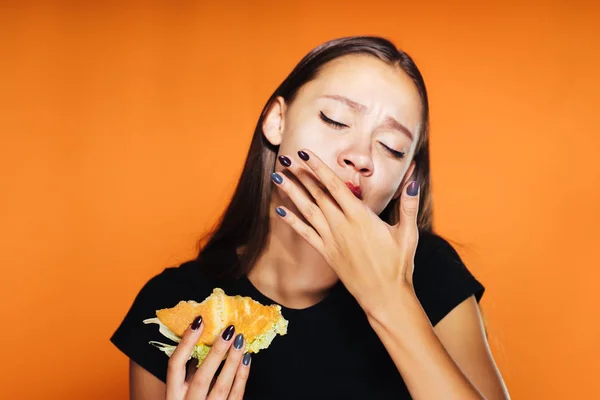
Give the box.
[197,36,433,279]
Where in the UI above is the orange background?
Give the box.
[1,1,599,399]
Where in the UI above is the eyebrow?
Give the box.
[321,94,414,141]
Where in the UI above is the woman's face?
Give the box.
[265,54,422,215]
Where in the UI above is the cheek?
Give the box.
[279,120,341,164]
[366,163,408,212]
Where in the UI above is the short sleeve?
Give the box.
[110,267,195,383]
[413,234,485,327]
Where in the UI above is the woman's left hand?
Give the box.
[272,149,421,315]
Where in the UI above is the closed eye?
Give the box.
[319,111,348,129]
[380,143,405,159]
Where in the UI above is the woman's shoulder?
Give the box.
[109,258,216,383]
[412,231,485,327]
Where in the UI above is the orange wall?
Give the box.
[1,1,599,398]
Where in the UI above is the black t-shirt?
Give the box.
[110,231,484,399]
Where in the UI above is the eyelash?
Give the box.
[319,111,348,129]
[381,144,405,159]
[319,111,405,159]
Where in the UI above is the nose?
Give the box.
[338,144,374,176]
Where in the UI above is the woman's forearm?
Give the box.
[366,286,484,400]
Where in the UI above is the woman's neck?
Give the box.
[246,198,339,309]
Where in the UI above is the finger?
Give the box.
[271,170,333,241]
[277,155,345,229]
[166,316,204,393]
[227,353,251,400]
[397,180,420,247]
[189,325,236,399]
[296,149,360,216]
[274,206,326,255]
[208,333,246,400]
[400,181,420,223]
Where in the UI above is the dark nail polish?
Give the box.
[222,325,235,341]
[234,333,244,350]
[271,172,283,185]
[298,150,310,161]
[276,207,286,217]
[191,316,202,330]
[243,353,251,366]
[407,181,419,196]
[278,155,292,167]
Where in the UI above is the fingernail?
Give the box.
[191,316,202,331]
[298,150,310,161]
[271,172,283,185]
[276,207,286,217]
[278,155,292,167]
[234,333,244,350]
[243,353,252,366]
[222,325,235,341]
[407,181,419,196]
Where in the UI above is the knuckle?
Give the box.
[328,177,341,193]
[193,370,212,388]
[180,330,196,345]
[210,348,225,360]
[405,209,418,217]
[403,203,419,217]
[329,217,345,231]
[300,228,311,241]
[313,187,326,202]
[210,384,229,399]
[179,336,191,348]
[211,343,229,359]
[167,356,178,370]
[308,203,320,219]
[303,204,314,219]
[228,390,242,400]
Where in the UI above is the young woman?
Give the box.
[111,36,510,399]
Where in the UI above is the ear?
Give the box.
[262,96,286,146]
[393,160,417,200]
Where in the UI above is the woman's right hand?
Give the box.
[166,316,251,400]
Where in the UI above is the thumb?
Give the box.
[398,180,420,234]
[397,181,420,282]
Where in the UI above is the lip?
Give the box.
[345,182,363,200]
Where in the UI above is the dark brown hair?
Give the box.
[197,36,433,279]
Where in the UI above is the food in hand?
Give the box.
[144,288,288,365]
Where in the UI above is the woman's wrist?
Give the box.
[364,282,442,359]
[362,281,424,328]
